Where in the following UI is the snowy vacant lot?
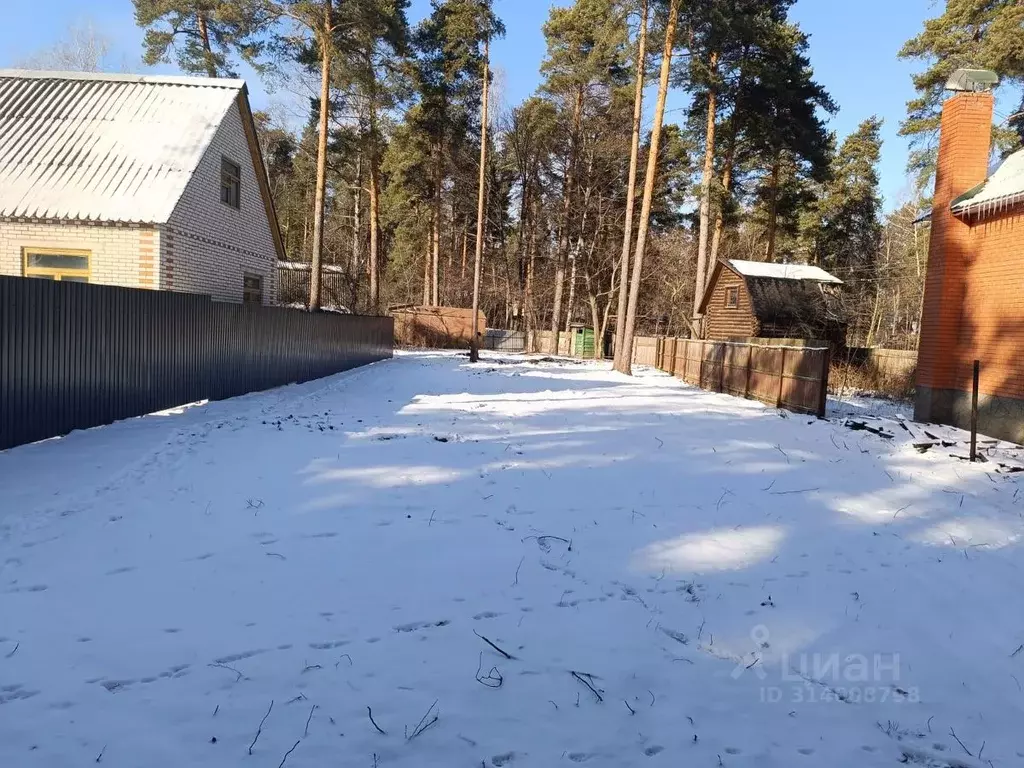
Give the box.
[3,352,1024,768]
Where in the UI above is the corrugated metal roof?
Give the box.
[951,147,1024,217]
[728,259,843,284]
[0,70,243,223]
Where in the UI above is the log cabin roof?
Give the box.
[699,259,846,328]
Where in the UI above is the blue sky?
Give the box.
[0,0,948,206]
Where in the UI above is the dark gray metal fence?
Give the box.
[0,276,393,450]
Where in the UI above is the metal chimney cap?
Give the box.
[946,68,999,92]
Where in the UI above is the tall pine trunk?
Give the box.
[368,162,380,311]
[308,0,332,311]
[618,0,680,375]
[765,152,781,261]
[469,36,490,363]
[197,13,216,77]
[422,227,431,305]
[550,89,584,350]
[432,144,442,306]
[613,0,648,371]
[351,154,362,274]
[693,51,719,321]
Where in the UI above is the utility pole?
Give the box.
[469,34,490,363]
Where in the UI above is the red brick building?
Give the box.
[916,79,1024,443]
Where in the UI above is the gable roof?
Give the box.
[726,259,842,284]
[698,259,844,319]
[0,70,262,228]
[952,147,1024,218]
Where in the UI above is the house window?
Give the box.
[725,286,739,308]
[23,248,90,282]
[243,272,263,304]
[221,157,241,209]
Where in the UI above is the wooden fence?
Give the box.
[633,336,830,417]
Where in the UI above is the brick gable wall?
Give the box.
[162,99,278,304]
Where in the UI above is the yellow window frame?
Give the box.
[22,247,92,282]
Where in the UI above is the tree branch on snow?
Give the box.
[571,671,603,702]
[949,727,973,757]
[304,704,317,737]
[277,740,300,768]
[474,629,515,660]
[208,663,245,682]
[475,652,504,688]
[406,699,439,741]
[249,700,273,755]
[367,706,387,735]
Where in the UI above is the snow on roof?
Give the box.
[727,259,843,284]
[277,260,347,275]
[0,69,244,223]
[952,147,1024,216]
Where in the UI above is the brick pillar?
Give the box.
[915,91,993,424]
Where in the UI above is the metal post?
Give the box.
[970,359,980,462]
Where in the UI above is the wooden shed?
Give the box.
[697,259,846,344]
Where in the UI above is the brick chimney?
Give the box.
[915,89,993,423]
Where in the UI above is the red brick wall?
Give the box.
[917,92,994,394]
[954,209,1024,398]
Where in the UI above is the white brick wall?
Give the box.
[0,220,158,288]
[0,98,279,304]
[163,99,279,304]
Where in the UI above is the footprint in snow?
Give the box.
[473,611,502,620]
[491,752,517,766]
[643,746,664,757]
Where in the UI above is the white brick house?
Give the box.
[0,70,285,304]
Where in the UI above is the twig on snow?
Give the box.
[770,488,820,496]
[428,510,436,526]
[208,663,244,682]
[623,699,635,715]
[266,552,287,560]
[1012,644,1023,658]
[926,716,933,733]
[549,700,558,710]
[304,704,317,737]
[249,700,274,755]
[949,727,973,756]
[302,662,322,674]
[95,745,106,763]
[654,437,664,449]
[277,740,300,768]
[648,690,655,707]
[213,704,219,717]
[512,556,524,587]
[367,706,387,735]
[406,699,439,741]
[475,652,504,688]
[572,671,604,702]
[336,653,353,668]
[474,629,514,660]
[5,642,19,658]
[521,534,572,551]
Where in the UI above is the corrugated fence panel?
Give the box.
[641,336,829,417]
[0,277,393,450]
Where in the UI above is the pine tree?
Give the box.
[540,0,629,351]
[133,0,267,77]
[899,0,1024,188]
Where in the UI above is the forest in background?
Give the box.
[17,0,1024,364]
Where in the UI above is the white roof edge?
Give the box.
[0,69,246,89]
[727,259,843,285]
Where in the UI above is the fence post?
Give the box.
[776,348,787,408]
[970,359,980,462]
[817,347,831,418]
[698,341,706,388]
[744,344,752,399]
[718,344,726,393]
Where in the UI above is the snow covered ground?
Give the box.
[3,351,1024,768]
